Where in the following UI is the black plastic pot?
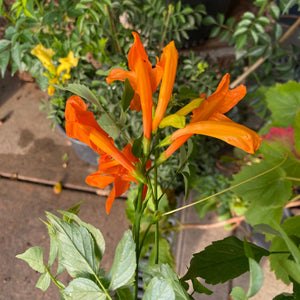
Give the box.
[56,122,99,166]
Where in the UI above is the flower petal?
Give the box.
[86,172,114,188]
[172,120,261,154]
[152,41,178,130]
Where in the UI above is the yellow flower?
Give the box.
[56,51,78,76]
[48,77,59,96]
[31,44,56,74]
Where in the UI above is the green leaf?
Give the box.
[250,30,258,44]
[191,278,213,295]
[270,216,300,284]
[242,12,255,20]
[143,264,190,299]
[107,230,136,290]
[11,42,21,70]
[270,5,280,19]
[235,34,247,50]
[63,278,106,300]
[230,286,247,300]
[115,288,134,300]
[143,277,175,300]
[294,110,300,153]
[36,272,51,292]
[148,238,175,268]
[121,78,135,111]
[232,161,292,226]
[257,16,270,25]
[181,236,269,284]
[203,16,217,26]
[247,258,263,297]
[58,210,105,263]
[0,50,10,78]
[265,81,300,127]
[273,23,283,40]
[16,246,45,273]
[273,293,295,300]
[209,26,221,38]
[233,27,248,38]
[46,212,97,278]
[0,39,10,52]
[63,83,100,107]
[98,114,120,140]
[159,114,186,129]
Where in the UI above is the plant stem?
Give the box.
[159,4,173,51]
[134,184,144,300]
[163,155,287,216]
[104,4,122,54]
[44,265,64,289]
[154,149,159,264]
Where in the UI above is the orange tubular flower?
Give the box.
[106,32,162,147]
[86,144,139,214]
[65,95,144,182]
[159,74,261,163]
[152,41,178,131]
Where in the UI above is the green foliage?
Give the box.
[181,236,269,284]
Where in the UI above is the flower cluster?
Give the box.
[65,32,261,214]
[31,45,78,95]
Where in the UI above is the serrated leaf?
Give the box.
[36,272,51,291]
[182,236,269,284]
[0,39,10,52]
[266,81,300,127]
[143,277,175,300]
[63,83,100,107]
[191,278,213,295]
[121,78,135,111]
[232,161,292,226]
[0,50,10,78]
[98,114,120,140]
[108,230,136,290]
[58,210,105,263]
[247,258,263,297]
[230,286,247,300]
[143,264,190,299]
[278,259,300,284]
[46,212,97,278]
[63,278,106,300]
[115,288,134,300]
[294,110,300,152]
[273,293,295,300]
[270,216,300,284]
[16,246,45,273]
[11,42,21,70]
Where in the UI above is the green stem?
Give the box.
[159,4,174,51]
[104,4,122,54]
[286,177,300,182]
[163,155,288,216]
[44,265,64,289]
[257,0,268,17]
[154,149,159,264]
[134,184,144,300]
